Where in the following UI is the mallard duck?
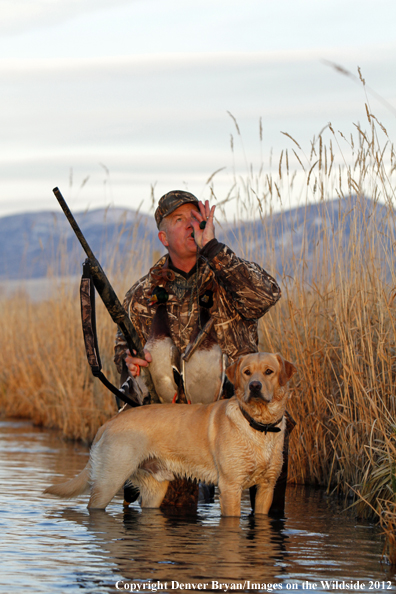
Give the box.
[144,302,182,403]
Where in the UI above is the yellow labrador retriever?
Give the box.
[45,352,296,516]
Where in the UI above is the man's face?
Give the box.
[158,203,199,260]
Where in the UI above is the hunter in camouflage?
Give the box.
[114,189,281,375]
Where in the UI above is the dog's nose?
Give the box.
[249,381,262,392]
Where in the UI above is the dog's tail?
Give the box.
[44,415,114,500]
[44,464,91,499]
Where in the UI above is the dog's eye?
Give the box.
[265,368,274,376]
[244,369,252,376]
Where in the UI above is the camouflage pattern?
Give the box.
[114,241,281,374]
[154,190,199,229]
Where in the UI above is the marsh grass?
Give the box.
[1,101,395,561]
[0,224,154,441]
[0,287,117,440]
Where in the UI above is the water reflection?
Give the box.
[1,420,395,594]
[57,506,288,586]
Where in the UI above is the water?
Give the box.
[0,420,395,594]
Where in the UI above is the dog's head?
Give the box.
[226,352,296,406]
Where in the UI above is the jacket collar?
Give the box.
[148,254,215,291]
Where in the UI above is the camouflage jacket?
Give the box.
[114,239,281,373]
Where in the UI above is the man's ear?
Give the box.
[158,230,168,248]
[276,354,297,386]
[226,356,242,388]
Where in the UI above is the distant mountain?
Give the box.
[219,195,396,279]
[0,208,162,280]
[0,196,394,282]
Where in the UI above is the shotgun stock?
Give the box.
[53,187,157,402]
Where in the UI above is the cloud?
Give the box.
[0,49,395,217]
[0,0,136,35]
[1,50,394,149]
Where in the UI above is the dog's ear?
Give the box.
[276,354,297,386]
[225,357,242,388]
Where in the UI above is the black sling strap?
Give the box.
[80,260,139,408]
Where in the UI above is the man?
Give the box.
[114,190,288,510]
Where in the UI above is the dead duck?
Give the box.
[182,307,226,404]
[144,288,182,403]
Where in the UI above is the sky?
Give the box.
[1,0,396,219]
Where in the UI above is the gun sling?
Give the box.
[80,260,138,408]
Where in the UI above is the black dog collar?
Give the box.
[239,404,283,434]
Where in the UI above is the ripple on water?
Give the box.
[0,420,395,594]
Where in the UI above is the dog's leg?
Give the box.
[88,482,122,509]
[254,481,276,515]
[88,435,143,509]
[88,462,136,509]
[139,478,169,508]
[218,479,242,517]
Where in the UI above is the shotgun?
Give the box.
[53,186,157,403]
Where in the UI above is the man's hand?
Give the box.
[191,200,216,249]
[124,349,152,377]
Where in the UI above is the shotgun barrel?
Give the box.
[53,187,158,401]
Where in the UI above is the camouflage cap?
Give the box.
[155,190,199,229]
